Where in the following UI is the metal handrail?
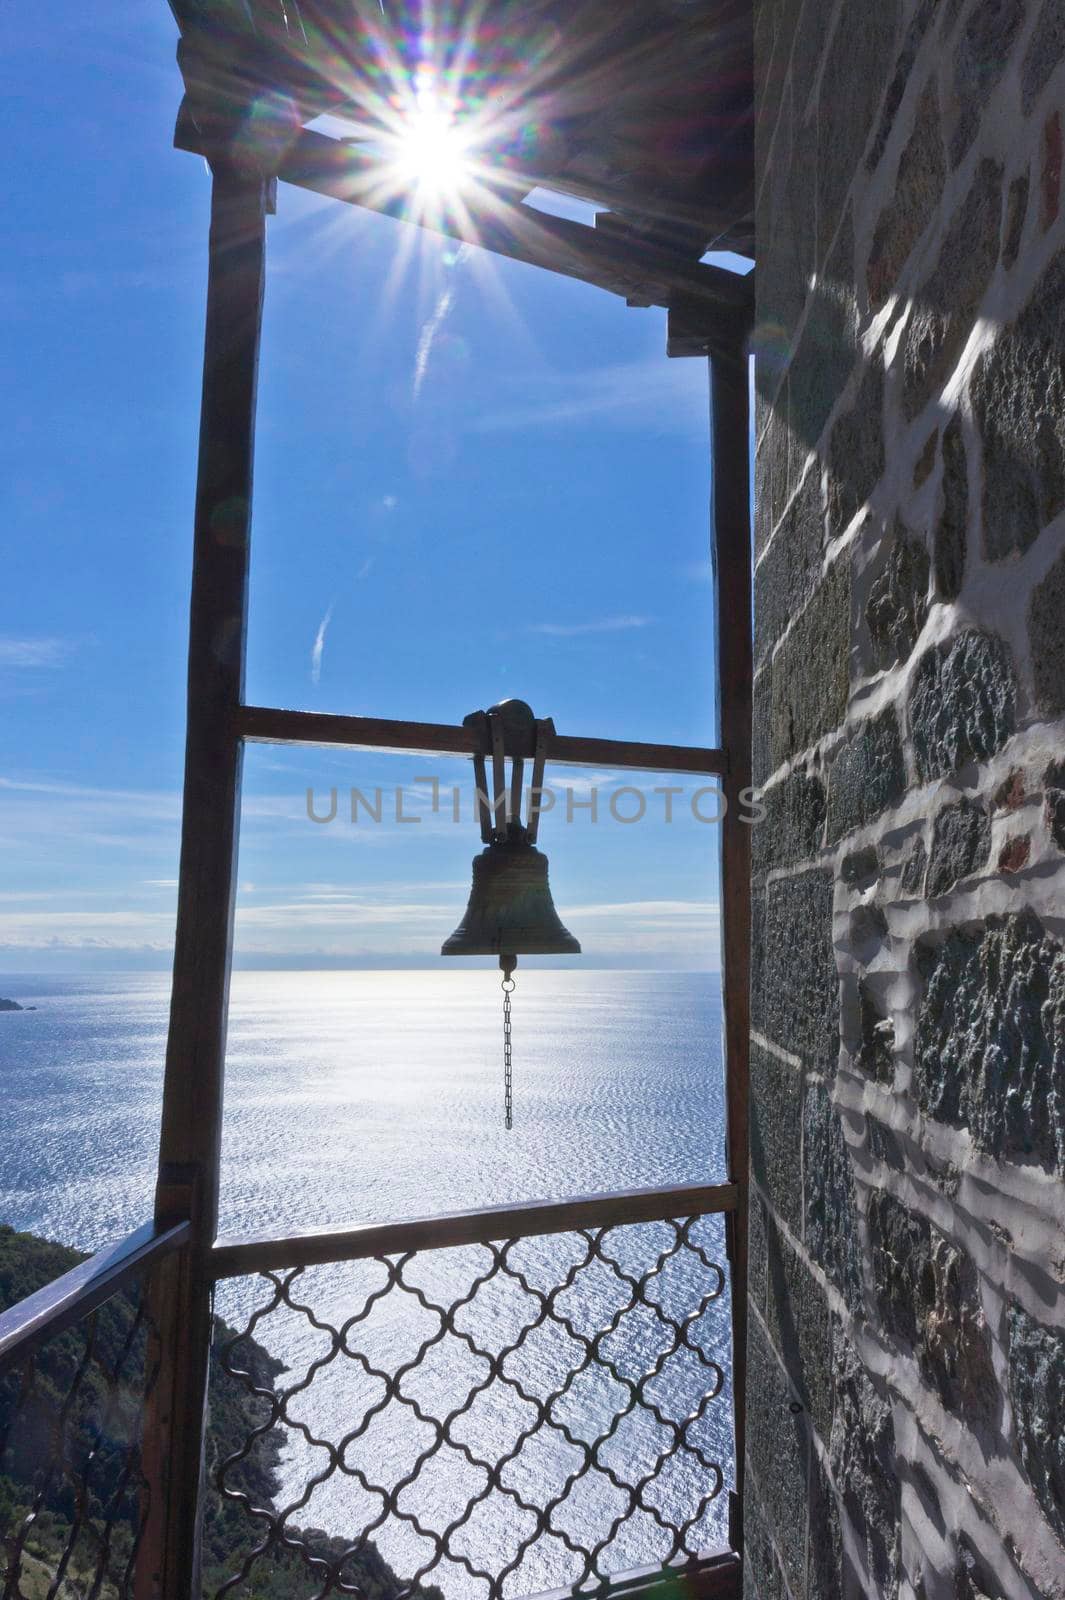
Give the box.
[209,1181,737,1278]
[0,1217,191,1371]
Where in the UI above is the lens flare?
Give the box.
[391,67,473,201]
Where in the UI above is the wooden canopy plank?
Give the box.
[276,129,753,316]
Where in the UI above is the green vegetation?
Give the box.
[0,1226,441,1600]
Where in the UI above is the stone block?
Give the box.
[765,1215,836,1441]
[954,1536,1007,1600]
[1007,1302,1065,1547]
[927,799,991,897]
[754,468,826,672]
[807,1451,845,1600]
[830,1328,901,1594]
[933,414,968,600]
[914,429,938,488]
[804,1083,863,1313]
[909,630,1016,782]
[1046,759,1065,852]
[915,910,1065,1174]
[867,530,930,671]
[747,1315,811,1600]
[972,249,1065,562]
[949,0,1024,167]
[901,835,928,897]
[826,709,906,843]
[866,1116,906,1172]
[770,559,852,768]
[760,93,819,354]
[753,665,772,787]
[751,880,767,1022]
[1029,548,1065,718]
[1041,111,1062,232]
[759,871,839,1073]
[788,217,860,455]
[867,80,945,310]
[827,362,885,536]
[866,0,941,176]
[817,0,902,257]
[867,1191,996,1427]
[749,1190,769,1317]
[1021,0,1065,115]
[750,1043,804,1237]
[752,768,827,875]
[755,395,792,554]
[1003,173,1029,270]
[744,1485,786,1600]
[997,835,1031,874]
[902,160,1003,420]
[857,982,895,1085]
[841,846,879,889]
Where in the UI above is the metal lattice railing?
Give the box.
[209,1209,733,1600]
[0,1282,156,1600]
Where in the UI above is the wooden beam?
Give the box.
[710,337,752,1548]
[151,162,270,1600]
[0,1221,190,1372]
[211,1181,739,1278]
[235,703,728,776]
[275,129,751,315]
[177,120,753,323]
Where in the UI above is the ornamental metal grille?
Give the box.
[210,1212,732,1600]
[0,1283,155,1600]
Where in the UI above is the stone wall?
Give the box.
[747,3,1065,1597]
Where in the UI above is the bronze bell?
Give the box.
[441,699,581,961]
[442,822,580,957]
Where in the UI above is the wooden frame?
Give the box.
[139,79,753,1599]
[236,703,727,775]
[210,1181,739,1278]
[0,1220,190,1371]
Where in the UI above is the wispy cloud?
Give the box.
[413,284,456,400]
[0,636,74,668]
[472,357,707,436]
[527,615,654,638]
[311,603,334,686]
[412,247,471,401]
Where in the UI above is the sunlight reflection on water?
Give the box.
[1,968,731,1594]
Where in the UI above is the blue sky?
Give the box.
[1,3,746,973]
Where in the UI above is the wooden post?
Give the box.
[143,161,269,1600]
[710,335,752,1551]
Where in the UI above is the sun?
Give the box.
[390,69,474,202]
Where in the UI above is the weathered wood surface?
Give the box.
[0,1220,190,1371]
[711,338,753,1541]
[211,1181,739,1278]
[152,162,270,1600]
[237,703,727,776]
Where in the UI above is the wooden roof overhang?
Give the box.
[167,0,754,354]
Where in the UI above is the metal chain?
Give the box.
[501,972,515,1130]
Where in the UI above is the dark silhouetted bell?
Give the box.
[442,700,579,1129]
[442,822,581,957]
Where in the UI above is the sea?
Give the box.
[0,970,733,1596]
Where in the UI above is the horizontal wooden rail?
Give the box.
[0,1219,192,1371]
[236,704,727,777]
[211,1181,737,1279]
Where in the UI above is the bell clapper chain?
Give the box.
[500,954,516,1131]
[440,700,581,1131]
